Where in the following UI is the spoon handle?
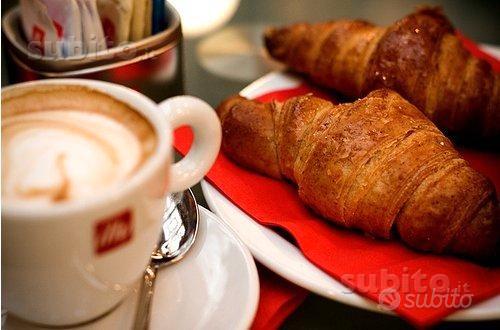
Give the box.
[133,264,159,330]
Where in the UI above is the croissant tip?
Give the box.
[264,26,277,37]
[414,5,444,14]
[366,88,397,99]
[412,5,450,22]
[216,94,246,120]
[263,26,285,59]
[264,27,278,41]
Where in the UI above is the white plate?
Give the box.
[202,51,500,321]
[5,207,260,330]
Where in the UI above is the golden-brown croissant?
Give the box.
[264,7,500,139]
[216,89,500,262]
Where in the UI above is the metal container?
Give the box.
[2,1,183,102]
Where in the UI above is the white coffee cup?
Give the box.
[1,79,221,326]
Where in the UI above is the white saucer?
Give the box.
[201,60,500,322]
[5,207,260,330]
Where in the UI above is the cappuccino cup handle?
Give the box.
[159,96,221,192]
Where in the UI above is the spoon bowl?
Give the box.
[134,189,199,329]
[152,189,199,264]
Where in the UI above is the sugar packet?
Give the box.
[77,0,99,53]
[97,0,133,47]
[130,0,153,41]
[19,0,62,57]
[40,0,84,56]
[81,0,107,52]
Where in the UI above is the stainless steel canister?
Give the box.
[2,1,183,102]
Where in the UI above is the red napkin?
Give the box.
[251,265,308,330]
[174,39,500,328]
[457,32,500,72]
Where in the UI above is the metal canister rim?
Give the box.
[2,1,182,76]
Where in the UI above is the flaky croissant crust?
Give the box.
[217,89,500,262]
[264,7,500,138]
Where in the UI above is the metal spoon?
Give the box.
[133,189,199,330]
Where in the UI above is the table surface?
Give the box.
[2,0,500,328]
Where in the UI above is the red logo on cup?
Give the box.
[94,210,133,255]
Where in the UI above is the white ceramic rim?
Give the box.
[1,79,171,220]
[199,206,260,330]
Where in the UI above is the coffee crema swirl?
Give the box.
[2,85,157,205]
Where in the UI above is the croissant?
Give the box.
[216,89,500,262]
[264,7,500,139]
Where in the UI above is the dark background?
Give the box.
[2,0,500,329]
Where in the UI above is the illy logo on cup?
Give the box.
[94,210,134,255]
